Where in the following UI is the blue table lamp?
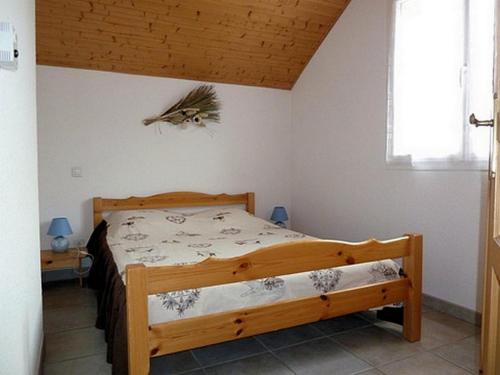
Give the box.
[47,217,73,252]
[271,206,288,228]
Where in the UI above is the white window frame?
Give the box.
[386,0,491,171]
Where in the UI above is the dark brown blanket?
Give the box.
[87,221,128,375]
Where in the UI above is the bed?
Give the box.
[88,191,422,375]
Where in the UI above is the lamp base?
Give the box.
[275,221,287,228]
[51,236,69,252]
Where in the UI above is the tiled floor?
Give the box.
[42,281,480,375]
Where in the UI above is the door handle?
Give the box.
[469,113,494,127]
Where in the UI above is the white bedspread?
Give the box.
[105,208,401,324]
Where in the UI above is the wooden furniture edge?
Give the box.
[126,264,150,375]
[146,237,411,294]
[40,248,88,287]
[93,191,255,228]
[403,233,423,342]
[150,278,409,356]
[125,233,423,374]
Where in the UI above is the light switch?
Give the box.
[71,167,82,177]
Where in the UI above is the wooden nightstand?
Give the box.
[40,248,89,287]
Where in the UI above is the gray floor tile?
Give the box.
[418,311,479,350]
[181,371,205,375]
[150,350,201,375]
[43,282,97,309]
[332,326,421,367]
[192,337,266,367]
[312,314,372,335]
[378,352,471,374]
[45,327,107,363]
[256,324,324,350]
[274,337,370,375]
[375,310,479,352]
[373,319,403,336]
[41,282,480,375]
[204,353,293,374]
[43,353,111,375]
[357,311,379,322]
[354,369,384,375]
[44,304,96,333]
[434,334,480,373]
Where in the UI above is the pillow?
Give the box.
[105,209,176,239]
[186,207,249,220]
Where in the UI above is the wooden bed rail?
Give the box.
[93,191,255,228]
[126,233,423,375]
[145,237,411,293]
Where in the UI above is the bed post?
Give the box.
[403,233,423,342]
[93,197,103,228]
[247,192,255,215]
[126,264,150,375]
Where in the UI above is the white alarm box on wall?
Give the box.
[0,22,18,70]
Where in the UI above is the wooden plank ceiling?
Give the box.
[36,0,350,90]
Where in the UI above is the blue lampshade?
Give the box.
[47,217,73,237]
[271,206,288,222]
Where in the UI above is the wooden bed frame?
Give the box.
[93,191,423,375]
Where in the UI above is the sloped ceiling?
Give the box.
[36,0,350,89]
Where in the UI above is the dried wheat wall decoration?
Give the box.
[143,85,221,128]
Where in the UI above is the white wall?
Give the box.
[0,0,43,374]
[291,0,487,311]
[37,66,292,249]
[37,0,487,312]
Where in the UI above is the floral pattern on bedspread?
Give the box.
[157,289,201,316]
[105,207,402,324]
[241,277,285,298]
[369,261,400,282]
[309,269,343,293]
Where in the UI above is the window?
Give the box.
[387,0,495,169]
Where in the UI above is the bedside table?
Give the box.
[40,248,89,287]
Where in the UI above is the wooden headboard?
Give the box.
[92,191,255,228]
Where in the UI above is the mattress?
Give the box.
[105,207,402,325]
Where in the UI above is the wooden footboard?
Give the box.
[126,234,423,375]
